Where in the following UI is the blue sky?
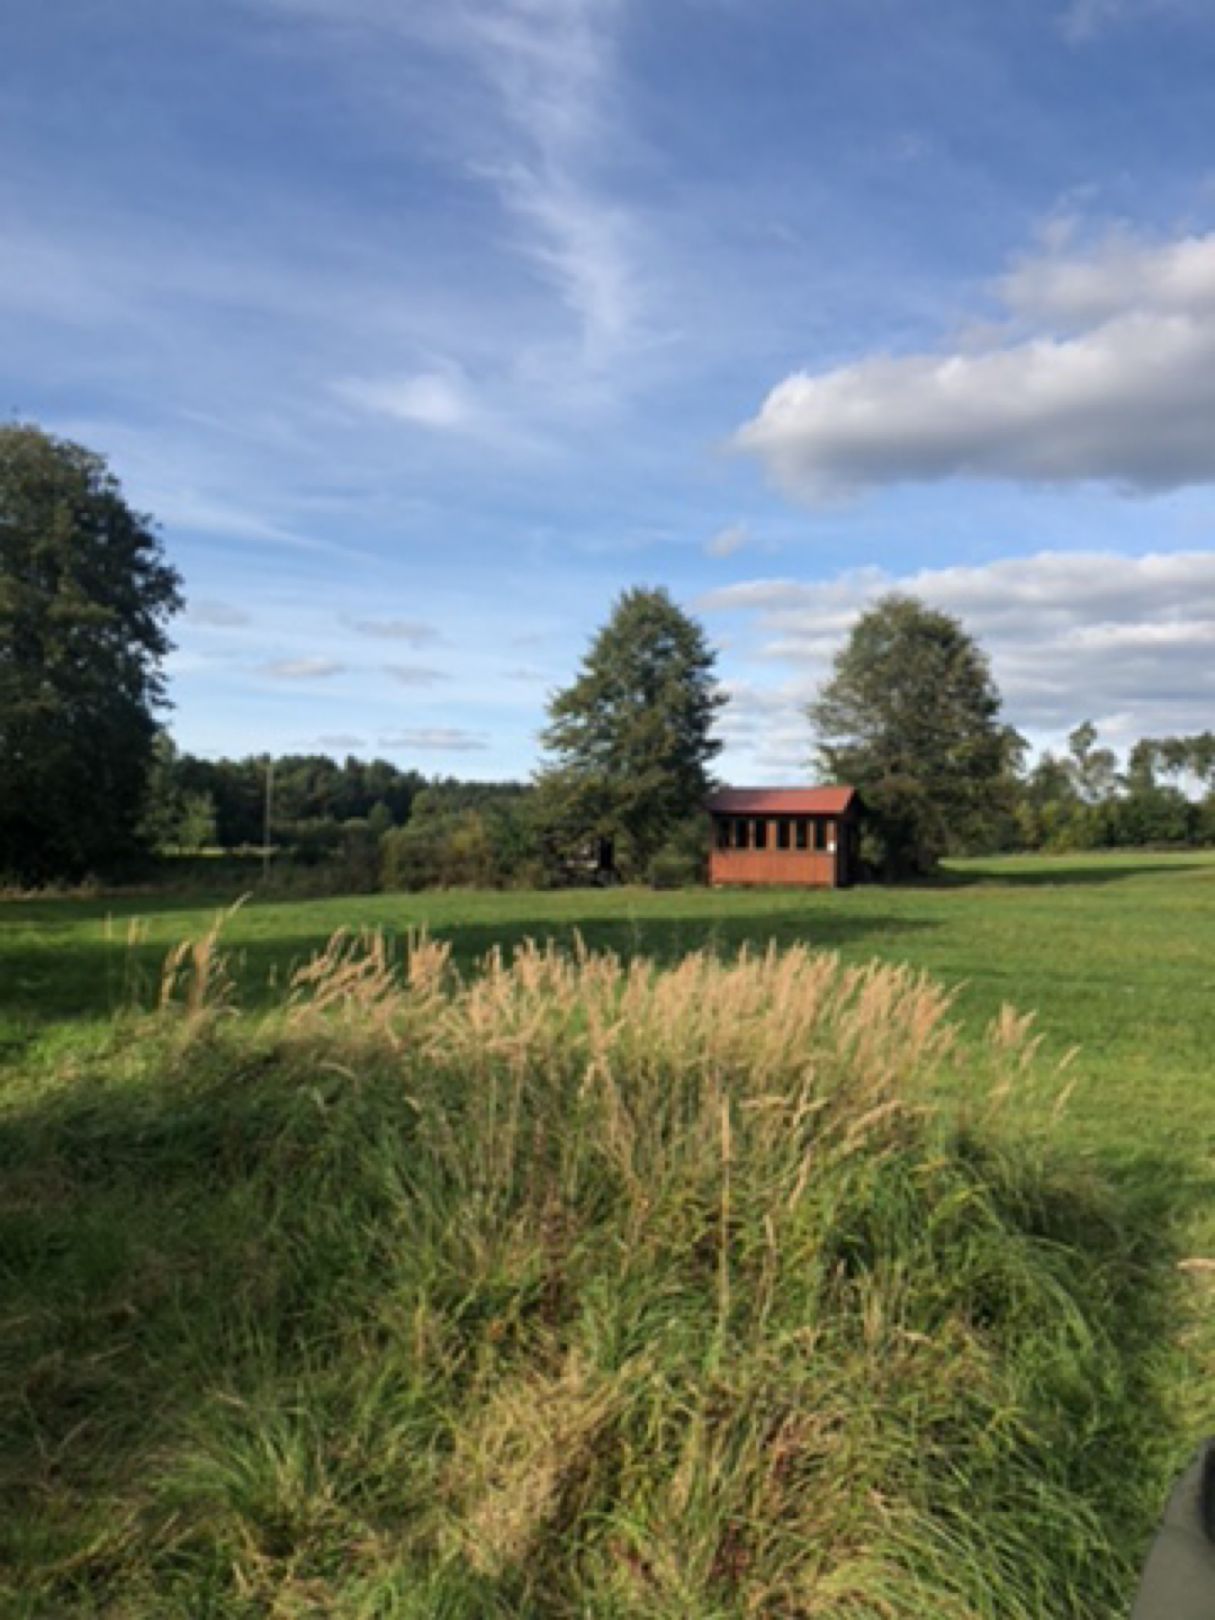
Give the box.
[5,0,1215,780]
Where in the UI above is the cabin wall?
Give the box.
[709,812,856,888]
[710,848,839,887]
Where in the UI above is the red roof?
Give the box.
[705,786,858,815]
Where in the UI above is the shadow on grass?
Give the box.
[936,859,1210,889]
[0,1035,1203,1616]
[0,906,939,1029]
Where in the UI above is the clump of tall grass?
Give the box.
[0,932,1179,1616]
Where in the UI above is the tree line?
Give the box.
[2,422,1211,888]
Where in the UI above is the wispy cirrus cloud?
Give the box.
[737,226,1215,502]
[384,663,448,687]
[379,727,488,753]
[261,657,344,680]
[1058,0,1205,41]
[255,0,639,363]
[458,0,638,360]
[185,599,251,628]
[706,522,751,559]
[336,369,477,433]
[352,618,443,646]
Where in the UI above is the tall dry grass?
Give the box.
[1,929,1180,1617]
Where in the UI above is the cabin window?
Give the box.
[716,818,730,850]
[795,819,809,851]
[754,818,768,850]
[733,818,750,850]
[777,819,791,850]
[812,819,827,851]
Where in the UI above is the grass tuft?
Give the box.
[0,930,1187,1616]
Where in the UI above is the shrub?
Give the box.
[647,849,701,889]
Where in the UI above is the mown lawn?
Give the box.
[4,849,1214,1157]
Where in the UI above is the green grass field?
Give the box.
[2,850,1213,1614]
[5,849,1214,1154]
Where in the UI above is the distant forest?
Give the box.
[144,723,1215,894]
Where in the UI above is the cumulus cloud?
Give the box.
[1000,228,1215,327]
[384,663,448,686]
[736,227,1215,500]
[379,727,488,752]
[701,550,1215,770]
[261,658,344,680]
[706,522,751,559]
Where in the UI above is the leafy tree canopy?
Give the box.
[809,593,1021,877]
[537,586,726,877]
[0,424,182,880]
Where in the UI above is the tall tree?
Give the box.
[537,587,726,878]
[809,594,1021,878]
[0,425,182,880]
[1066,720,1119,803]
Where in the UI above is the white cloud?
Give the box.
[352,618,442,646]
[460,0,637,359]
[737,227,1215,500]
[1058,0,1203,41]
[255,0,638,362]
[1059,0,1127,39]
[261,658,344,680]
[701,550,1215,777]
[706,522,751,559]
[186,599,251,628]
[379,727,488,752]
[337,368,476,432]
[384,663,448,686]
[1000,228,1215,327]
[317,733,366,751]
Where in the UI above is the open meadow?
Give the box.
[2,850,1214,1615]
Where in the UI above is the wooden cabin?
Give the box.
[706,787,860,889]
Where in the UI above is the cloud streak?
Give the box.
[261,658,344,680]
[379,727,488,752]
[384,663,448,686]
[706,522,751,559]
[352,618,443,646]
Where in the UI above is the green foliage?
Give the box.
[176,792,219,853]
[0,425,182,881]
[646,849,699,888]
[163,753,425,849]
[810,595,1021,878]
[388,784,541,888]
[1067,720,1119,803]
[538,587,726,879]
[1008,723,1209,854]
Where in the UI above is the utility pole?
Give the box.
[262,753,275,881]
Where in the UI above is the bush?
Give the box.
[0,937,1179,1616]
[647,849,702,889]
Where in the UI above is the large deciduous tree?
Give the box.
[536,587,725,878]
[0,425,182,880]
[809,594,1021,878]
